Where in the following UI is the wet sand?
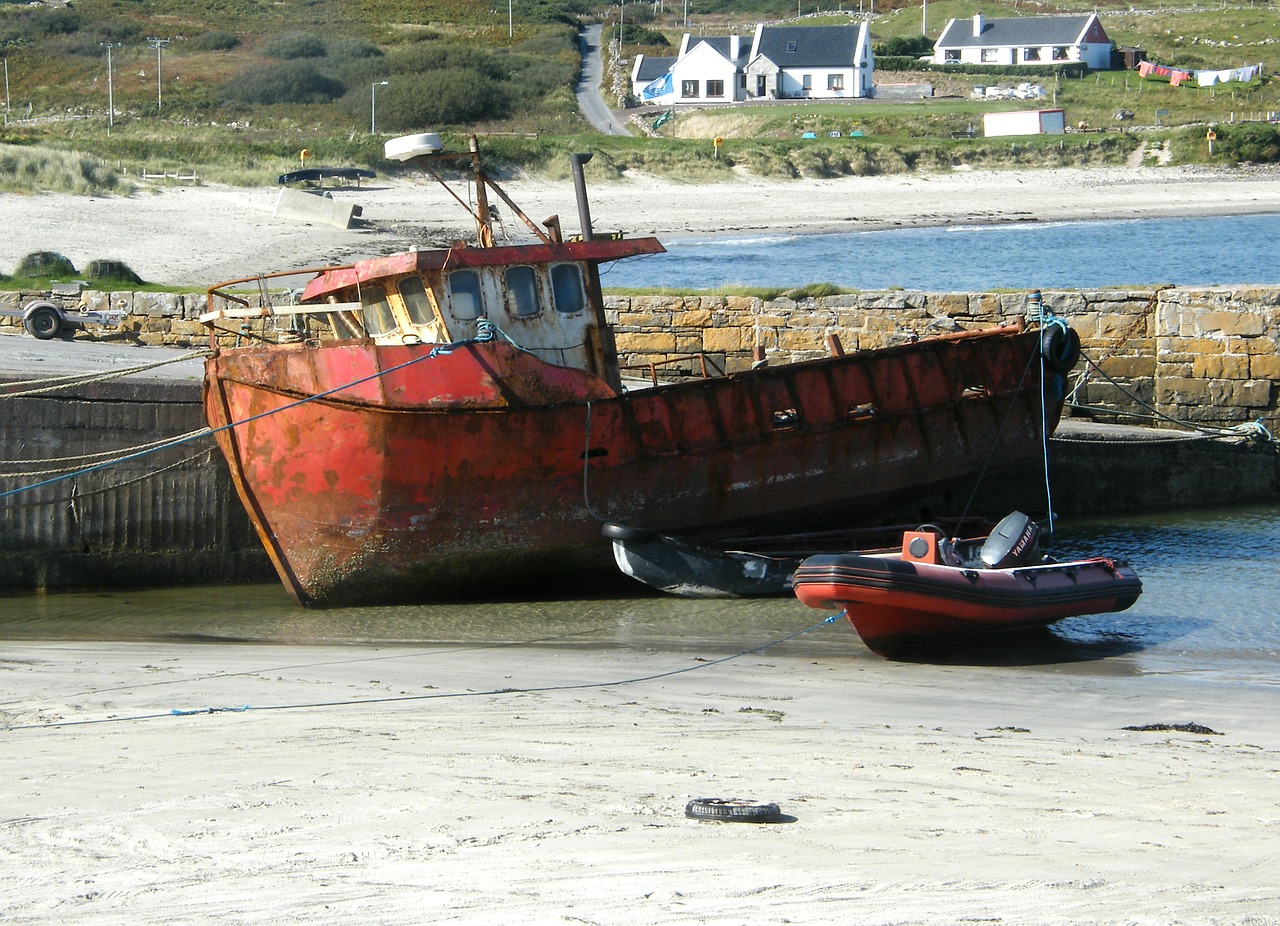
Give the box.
[2,636,1278,924]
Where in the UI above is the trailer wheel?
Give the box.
[684,798,782,823]
[24,306,63,340]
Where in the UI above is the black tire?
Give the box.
[24,306,63,341]
[685,798,782,823]
[601,522,652,543]
[1040,325,1081,374]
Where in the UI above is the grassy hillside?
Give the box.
[1,0,1277,193]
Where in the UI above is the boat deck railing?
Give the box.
[619,354,727,387]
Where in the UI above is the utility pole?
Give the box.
[147,37,170,110]
[99,42,121,129]
[371,80,388,133]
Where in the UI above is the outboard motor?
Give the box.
[980,511,1041,568]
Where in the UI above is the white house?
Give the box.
[933,13,1113,70]
[633,22,875,105]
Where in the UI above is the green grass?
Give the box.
[2,0,1279,193]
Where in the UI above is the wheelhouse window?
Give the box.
[706,79,725,97]
[447,269,482,320]
[550,263,585,315]
[360,286,397,337]
[505,266,540,318]
[681,80,699,98]
[397,275,434,326]
[827,74,844,91]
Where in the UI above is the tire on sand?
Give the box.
[684,798,782,823]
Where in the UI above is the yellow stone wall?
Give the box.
[4,286,1277,431]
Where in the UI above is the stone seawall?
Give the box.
[5,284,1276,432]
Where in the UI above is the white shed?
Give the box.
[983,109,1065,137]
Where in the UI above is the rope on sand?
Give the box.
[7,613,846,732]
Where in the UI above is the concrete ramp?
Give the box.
[273,187,363,229]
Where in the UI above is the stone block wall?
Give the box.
[6,285,1280,432]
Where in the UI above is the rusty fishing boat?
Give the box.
[201,133,1079,607]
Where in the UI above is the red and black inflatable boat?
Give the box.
[792,512,1143,657]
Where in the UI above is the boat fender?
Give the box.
[1040,325,1081,374]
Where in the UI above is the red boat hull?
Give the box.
[205,325,1061,606]
[792,552,1143,656]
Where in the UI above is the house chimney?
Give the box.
[972,14,984,37]
[730,34,740,60]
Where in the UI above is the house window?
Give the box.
[681,80,699,98]
[786,41,797,53]
[827,74,844,91]
[1052,46,1070,60]
[1023,47,1041,62]
[706,79,725,97]
[802,74,812,93]
[505,266,540,318]
[945,49,960,63]
[981,48,999,63]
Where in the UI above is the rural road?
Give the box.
[576,23,630,136]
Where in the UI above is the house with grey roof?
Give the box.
[932,13,1113,70]
[632,22,874,105]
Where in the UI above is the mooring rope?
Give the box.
[0,326,502,502]
[7,612,846,732]
[1068,348,1276,445]
[0,349,212,399]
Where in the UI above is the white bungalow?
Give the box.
[933,13,1113,70]
[633,22,875,105]
[746,23,874,100]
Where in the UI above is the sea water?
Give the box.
[2,505,1277,686]
[599,214,1280,292]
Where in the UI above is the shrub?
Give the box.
[262,31,327,59]
[190,30,240,52]
[376,70,511,129]
[222,61,345,104]
[16,251,77,278]
[84,259,144,284]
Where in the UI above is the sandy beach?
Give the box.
[4,164,1280,287]
[5,162,1280,923]
[2,633,1278,924]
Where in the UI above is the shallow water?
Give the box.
[3,505,1278,685]
[600,214,1280,291]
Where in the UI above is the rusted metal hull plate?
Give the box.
[205,327,1060,606]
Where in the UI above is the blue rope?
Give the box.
[8,612,847,732]
[0,325,499,501]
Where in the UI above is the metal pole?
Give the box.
[508,0,513,37]
[3,58,8,127]
[922,0,927,35]
[371,80,387,134]
[99,43,121,128]
[147,37,170,110]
